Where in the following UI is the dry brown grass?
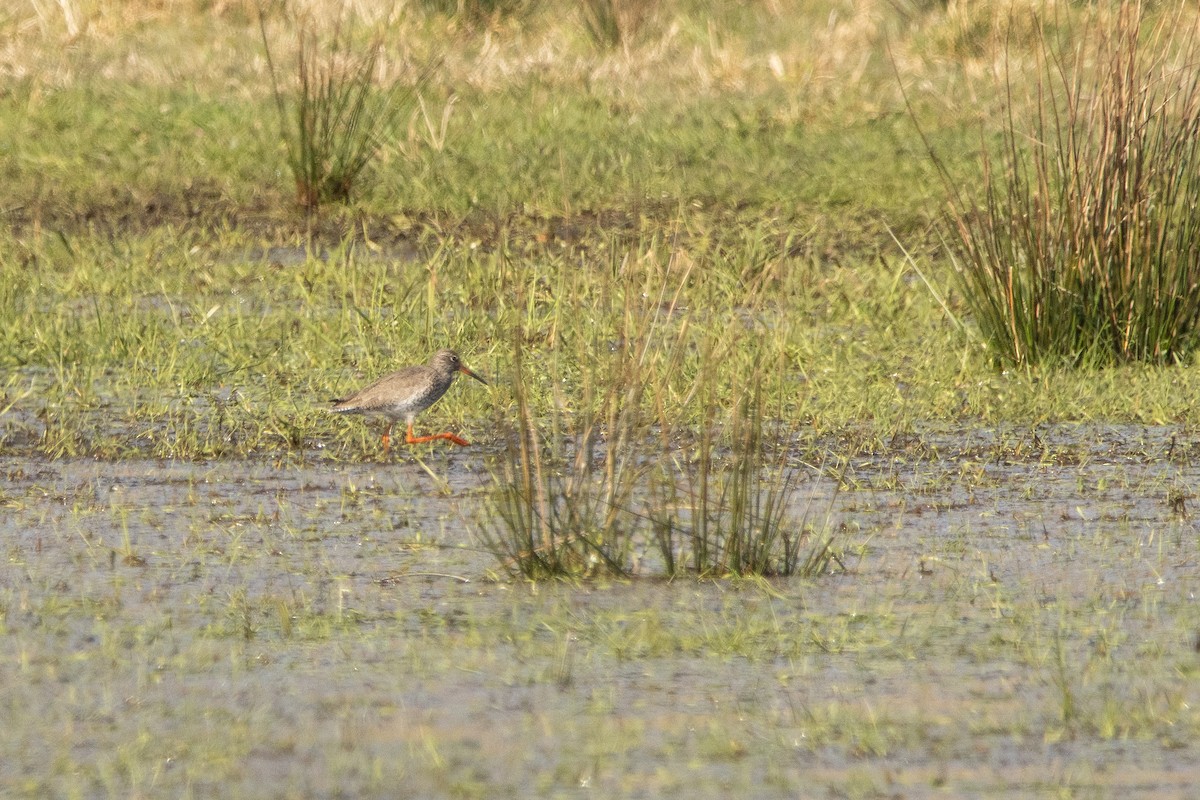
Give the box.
[8,0,1159,112]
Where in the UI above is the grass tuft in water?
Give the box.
[481,251,841,580]
[651,358,841,579]
[480,320,652,579]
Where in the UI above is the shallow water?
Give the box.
[1,423,1199,798]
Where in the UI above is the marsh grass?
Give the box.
[258,3,421,211]
[480,277,668,578]
[481,249,840,580]
[5,4,1200,794]
[930,3,1200,367]
[651,357,841,579]
[483,341,627,578]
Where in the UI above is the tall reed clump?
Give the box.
[649,342,841,579]
[479,276,667,579]
[258,4,421,211]
[932,4,1200,366]
[481,254,842,581]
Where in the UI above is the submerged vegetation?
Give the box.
[2,0,1200,796]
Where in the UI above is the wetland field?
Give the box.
[3,1,1200,797]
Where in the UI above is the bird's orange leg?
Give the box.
[404,422,470,447]
[381,422,393,455]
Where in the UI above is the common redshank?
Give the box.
[331,348,488,453]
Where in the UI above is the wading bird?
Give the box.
[332,348,488,453]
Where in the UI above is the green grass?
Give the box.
[8,218,1200,463]
[7,228,1200,465]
